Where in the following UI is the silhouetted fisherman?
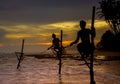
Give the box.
[70,20,96,59]
[48,33,60,58]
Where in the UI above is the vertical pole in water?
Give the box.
[17,39,25,69]
[90,6,96,84]
[59,30,63,74]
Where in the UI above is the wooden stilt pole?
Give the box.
[59,30,63,74]
[17,39,25,69]
[90,6,96,84]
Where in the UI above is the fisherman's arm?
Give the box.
[70,32,79,46]
[48,46,52,50]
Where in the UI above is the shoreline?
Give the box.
[24,50,120,60]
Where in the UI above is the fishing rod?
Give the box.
[62,45,70,49]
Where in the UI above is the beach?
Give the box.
[0,52,120,84]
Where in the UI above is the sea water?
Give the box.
[0,53,120,84]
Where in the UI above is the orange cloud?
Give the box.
[86,20,109,29]
[5,34,34,39]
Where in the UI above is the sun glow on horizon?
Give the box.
[37,40,72,46]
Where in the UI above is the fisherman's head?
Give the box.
[52,33,56,38]
[80,20,86,29]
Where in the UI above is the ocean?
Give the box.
[0,53,120,84]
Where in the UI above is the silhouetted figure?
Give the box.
[48,33,60,58]
[70,20,95,58]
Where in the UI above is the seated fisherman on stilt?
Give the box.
[70,20,96,59]
[48,33,61,59]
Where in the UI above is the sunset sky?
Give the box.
[0,0,110,53]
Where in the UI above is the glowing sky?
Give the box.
[0,0,110,53]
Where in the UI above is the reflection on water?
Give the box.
[0,53,120,84]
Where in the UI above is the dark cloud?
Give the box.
[0,0,93,8]
[0,29,6,36]
[0,0,98,25]
[0,29,7,42]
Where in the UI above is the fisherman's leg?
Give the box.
[77,44,85,58]
[55,49,60,59]
[57,51,60,59]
